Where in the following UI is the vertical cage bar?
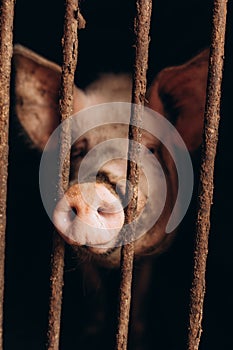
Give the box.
[47,1,84,349]
[0,1,15,349]
[115,1,152,349]
[188,0,229,349]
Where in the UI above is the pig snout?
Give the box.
[53,182,125,254]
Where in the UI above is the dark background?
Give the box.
[4,0,233,349]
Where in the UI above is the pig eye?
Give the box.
[71,140,87,160]
[71,148,86,159]
[148,147,155,153]
[147,146,157,154]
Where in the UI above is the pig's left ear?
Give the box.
[147,49,209,151]
[13,45,87,150]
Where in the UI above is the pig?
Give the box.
[13,44,209,267]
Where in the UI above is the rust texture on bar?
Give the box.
[0,1,15,348]
[47,1,85,349]
[188,0,229,349]
[115,1,152,349]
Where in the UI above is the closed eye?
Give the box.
[146,145,159,155]
[148,147,156,154]
[71,148,87,160]
[71,139,88,160]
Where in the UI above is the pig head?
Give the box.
[13,45,209,266]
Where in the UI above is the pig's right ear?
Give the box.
[13,45,87,150]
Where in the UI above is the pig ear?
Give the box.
[147,49,209,151]
[13,45,87,149]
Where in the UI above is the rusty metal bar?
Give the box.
[0,1,15,349]
[47,1,85,349]
[188,1,229,349]
[115,1,152,349]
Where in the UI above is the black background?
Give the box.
[4,0,233,349]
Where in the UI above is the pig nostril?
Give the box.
[97,207,104,215]
[97,207,110,216]
[68,206,77,221]
[71,206,77,214]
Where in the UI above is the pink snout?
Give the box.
[53,182,125,254]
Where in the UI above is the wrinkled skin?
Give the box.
[14,45,209,267]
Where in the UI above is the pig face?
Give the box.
[13,45,209,266]
[53,119,169,257]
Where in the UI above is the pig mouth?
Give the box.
[75,242,120,259]
[83,244,119,256]
[75,222,136,257]
[57,227,119,250]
